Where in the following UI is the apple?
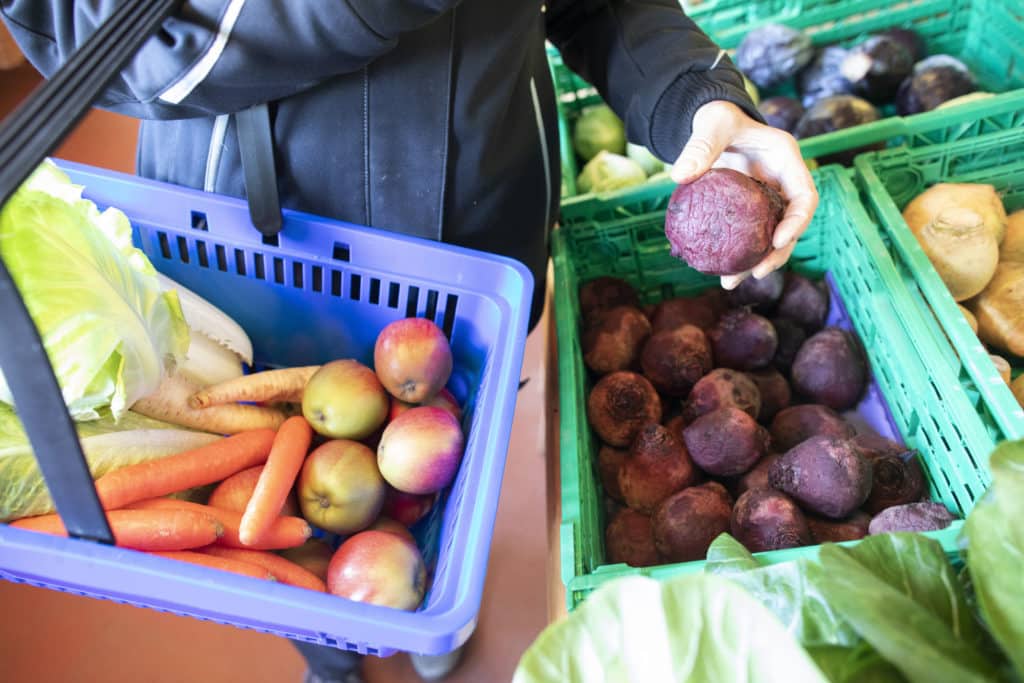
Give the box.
[208,464,301,517]
[298,440,387,535]
[302,360,389,440]
[381,486,436,527]
[374,318,453,403]
[327,530,426,611]
[367,516,415,543]
[277,537,335,581]
[377,406,464,495]
[388,387,462,422]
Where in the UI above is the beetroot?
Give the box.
[708,309,779,370]
[747,368,792,423]
[639,325,713,397]
[731,488,812,553]
[807,511,872,543]
[652,482,733,562]
[776,274,829,333]
[618,424,700,514]
[791,328,868,411]
[579,276,640,324]
[650,295,721,333]
[606,507,662,567]
[598,445,629,502]
[868,502,955,535]
[683,407,769,477]
[770,404,856,452]
[582,305,651,375]
[734,452,783,497]
[769,435,873,519]
[683,368,762,422]
[727,270,785,312]
[586,371,662,447]
[861,448,927,515]
[770,317,808,374]
[664,168,786,276]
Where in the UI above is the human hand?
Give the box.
[669,100,819,290]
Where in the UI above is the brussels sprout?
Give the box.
[576,151,647,194]
[573,104,627,162]
[736,24,816,90]
[758,96,805,133]
[896,55,978,115]
[798,45,854,108]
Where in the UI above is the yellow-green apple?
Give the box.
[326,530,426,611]
[388,387,462,422]
[302,360,389,440]
[373,318,453,403]
[377,406,465,494]
[298,440,386,534]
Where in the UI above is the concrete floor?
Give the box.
[0,61,555,683]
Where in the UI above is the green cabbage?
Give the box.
[573,104,627,162]
[0,161,190,421]
[576,151,647,194]
[626,143,667,177]
[0,405,220,521]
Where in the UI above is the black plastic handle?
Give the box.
[0,0,181,543]
[235,102,284,237]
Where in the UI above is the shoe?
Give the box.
[303,668,365,683]
[410,647,464,681]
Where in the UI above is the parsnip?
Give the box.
[133,373,287,434]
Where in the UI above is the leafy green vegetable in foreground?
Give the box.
[0,160,189,420]
[513,573,828,683]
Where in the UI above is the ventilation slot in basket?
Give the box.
[442,294,459,338]
[190,211,208,231]
[215,244,227,271]
[349,274,362,301]
[333,242,350,262]
[196,240,209,268]
[369,278,381,305]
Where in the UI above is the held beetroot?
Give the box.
[664,168,786,276]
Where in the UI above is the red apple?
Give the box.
[302,360,390,440]
[389,387,462,422]
[208,465,301,518]
[381,486,436,527]
[374,318,453,403]
[367,516,416,542]
[327,530,426,611]
[377,406,464,495]
[298,440,387,535]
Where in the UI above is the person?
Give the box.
[2,1,817,681]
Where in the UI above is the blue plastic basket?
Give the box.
[0,160,534,657]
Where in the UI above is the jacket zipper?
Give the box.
[204,114,230,193]
[529,76,553,231]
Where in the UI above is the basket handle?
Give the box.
[235,102,284,237]
[0,0,181,543]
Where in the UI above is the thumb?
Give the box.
[671,129,728,185]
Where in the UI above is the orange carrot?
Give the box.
[10,509,223,551]
[188,366,321,409]
[149,550,276,580]
[239,417,313,546]
[208,464,301,517]
[126,498,312,550]
[200,546,326,592]
[94,429,277,511]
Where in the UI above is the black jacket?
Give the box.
[2,1,758,330]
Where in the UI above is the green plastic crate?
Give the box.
[548,0,1024,197]
[553,165,996,611]
[855,126,1024,445]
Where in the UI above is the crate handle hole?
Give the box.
[190,211,208,231]
[262,233,280,247]
[333,242,351,262]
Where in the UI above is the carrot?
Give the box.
[9,509,223,551]
[94,429,277,511]
[188,366,321,409]
[126,498,312,550]
[133,373,288,434]
[200,546,327,592]
[149,550,276,581]
[239,416,313,546]
[208,464,301,517]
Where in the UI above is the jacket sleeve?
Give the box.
[546,0,763,163]
[0,0,463,120]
